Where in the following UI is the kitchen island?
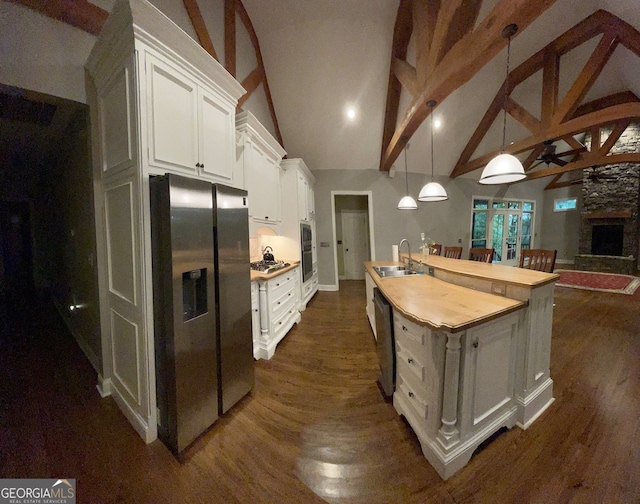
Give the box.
[364,258,558,480]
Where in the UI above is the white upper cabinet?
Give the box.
[236,111,286,226]
[281,158,315,224]
[146,52,235,184]
[297,172,310,222]
[146,53,198,174]
[199,87,234,181]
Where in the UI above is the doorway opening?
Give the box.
[331,192,375,287]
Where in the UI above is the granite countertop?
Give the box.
[365,261,526,333]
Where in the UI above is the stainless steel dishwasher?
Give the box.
[374,287,395,399]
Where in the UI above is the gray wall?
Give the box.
[539,184,582,264]
[314,169,571,288]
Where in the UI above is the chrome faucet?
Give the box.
[399,239,412,269]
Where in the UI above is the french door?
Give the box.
[471,198,535,265]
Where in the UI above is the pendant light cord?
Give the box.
[428,100,436,181]
[404,145,410,194]
[500,24,517,153]
[501,36,511,153]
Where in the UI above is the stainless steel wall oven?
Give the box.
[301,223,312,283]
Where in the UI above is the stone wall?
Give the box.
[577,122,640,273]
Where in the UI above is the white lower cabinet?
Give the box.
[300,263,318,310]
[393,310,519,480]
[254,266,301,360]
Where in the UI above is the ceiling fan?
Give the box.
[530,140,568,169]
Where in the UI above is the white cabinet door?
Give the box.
[297,172,309,221]
[198,86,234,182]
[460,314,518,437]
[146,54,199,174]
[247,142,281,223]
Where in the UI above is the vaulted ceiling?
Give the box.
[5,0,640,191]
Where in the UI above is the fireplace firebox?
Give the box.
[591,224,624,256]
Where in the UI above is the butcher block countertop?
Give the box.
[250,260,300,282]
[405,253,559,287]
[365,261,526,333]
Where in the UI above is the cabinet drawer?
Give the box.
[272,304,298,340]
[396,376,429,422]
[394,313,427,345]
[303,280,313,296]
[396,341,426,383]
[272,287,297,319]
[268,271,297,298]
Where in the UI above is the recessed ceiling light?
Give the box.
[346,106,356,120]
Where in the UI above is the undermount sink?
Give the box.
[374,265,408,272]
[373,265,420,277]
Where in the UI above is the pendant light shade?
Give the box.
[479,153,526,184]
[418,100,448,202]
[418,181,448,201]
[480,24,526,185]
[398,143,417,210]
[398,195,418,210]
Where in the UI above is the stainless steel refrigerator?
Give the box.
[150,175,254,455]
[151,174,219,455]
[212,183,254,415]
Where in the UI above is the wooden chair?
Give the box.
[468,247,494,263]
[430,244,442,256]
[443,246,462,259]
[519,249,557,273]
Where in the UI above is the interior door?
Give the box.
[342,210,369,280]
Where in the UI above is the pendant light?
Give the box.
[418,100,448,202]
[479,23,526,184]
[397,142,418,210]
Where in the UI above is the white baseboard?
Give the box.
[318,284,338,291]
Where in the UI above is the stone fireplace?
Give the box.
[575,123,640,275]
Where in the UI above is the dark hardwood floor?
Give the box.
[1,281,639,503]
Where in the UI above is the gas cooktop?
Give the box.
[250,260,290,273]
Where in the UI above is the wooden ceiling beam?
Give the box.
[224,0,236,77]
[598,119,630,155]
[391,58,419,97]
[541,48,559,127]
[235,0,283,147]
[8,0,107,36]
[451,10,640,180]
[523,145,545,171]
[552,31,618,125]
[381,0,413,168]
[523,152,640,181]
[506,97,541,134]
[424,0,461,81]
[545,174,582,190]
[183,0,218,61]
[236,67,263,110]
[454,103,640,175]
[572,91,640,118]
[413,0,439,87]
[561,135,586,150]
[381,0,559,172]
